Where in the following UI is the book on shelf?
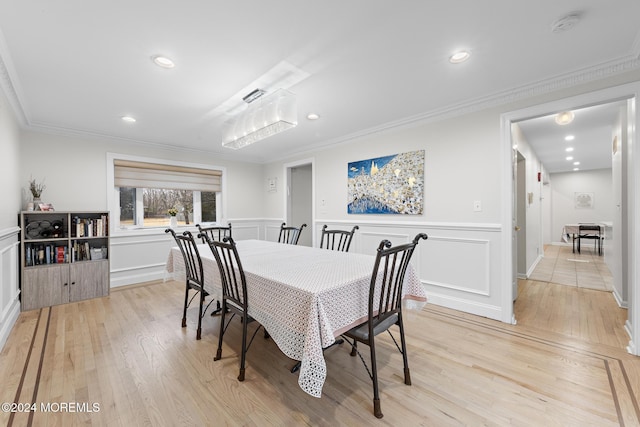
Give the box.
[71,216,108,238]
[24,243,68,266]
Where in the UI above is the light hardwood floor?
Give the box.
[516,244,628,349]
[1,276,638,426]
[527,244,613,291]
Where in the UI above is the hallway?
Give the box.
[515,245,627,350]
[528,244,612,291]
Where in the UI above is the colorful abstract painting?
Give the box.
[347,150,424,214]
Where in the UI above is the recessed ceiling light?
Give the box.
[307,113,319,120]
[555,111,574,125]
[566,156,573,161]
[573,161,580,165]
[121,116,136,123]
[573,167,580,171]
[565,135,575,141]
[449,51,470,64]
[565,147,574,152]
[152,55,175,69]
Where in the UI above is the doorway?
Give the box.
[501,82,640,356]
[284,159,314,247]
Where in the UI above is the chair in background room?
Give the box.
[278,222,307,245]
[196,223,232,244]
[319,224,359,252]
[165,229,215,340]
[201,234,264,382]
[577,224,602,255]
[341,233,428,419]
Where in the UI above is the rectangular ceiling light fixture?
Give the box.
[221,88,297,149]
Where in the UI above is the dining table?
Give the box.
[164,239,427,398]
[562,223,604,254]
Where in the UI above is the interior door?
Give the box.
[287,163,313,247]
[512,140,521,301]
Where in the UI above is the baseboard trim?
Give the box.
[0,296,20,352]
[425,291,502,321]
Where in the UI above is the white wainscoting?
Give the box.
[316,220,504,320]
[0,227,20,352]
[109,219,271,288]
[109,218,505,321]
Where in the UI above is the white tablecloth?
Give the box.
[165,239,427,397]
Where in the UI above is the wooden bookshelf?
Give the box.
[19,211,110,311]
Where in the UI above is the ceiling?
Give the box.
[516,100,626,174]
[0,1,639,164]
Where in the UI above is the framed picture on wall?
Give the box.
[574,192,593,209]
[347,150,424,214]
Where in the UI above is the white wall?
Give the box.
[18,130,268,288]
[0,86,22,350]
[550,169,613,242]
[263,109,507,319]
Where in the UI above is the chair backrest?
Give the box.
[201,234,247,310]
[166,229,205,287]
[196,223,232,244]
[368,233,428,326]
[278,222,307,245]
[319,224,359,252]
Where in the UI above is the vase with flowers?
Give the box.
[29,177,46,209]
[168,208,178,228]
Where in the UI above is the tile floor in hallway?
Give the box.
[528,244,612,291]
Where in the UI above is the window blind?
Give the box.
[114,160,222,192]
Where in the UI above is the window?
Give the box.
[109,156,224,230]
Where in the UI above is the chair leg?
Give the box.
[210,300,222,316]
[182,284,189,328]
[196,291,204,340]
[214,303,225,361]
[398,316,411,386]
[369,339,382,419]
[350,341,358,357]
[238,316,248,382]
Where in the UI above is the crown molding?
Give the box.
[286,53,640,164]
[0,29,27,126]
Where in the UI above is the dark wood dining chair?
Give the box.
[201,234,264,382]
[319,224,359,252]
[196,223,232,244]
[278,222,307,245]
[165,229,215,340]
[341,233,428,419]
[577,224,602,255]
